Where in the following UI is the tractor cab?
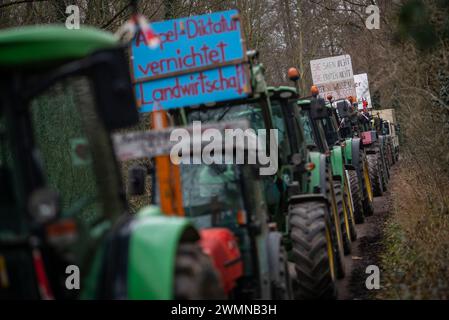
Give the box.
[334,98,358,139]
[0,26,138,299]
[266,86,314,200]
[297,97,330,154]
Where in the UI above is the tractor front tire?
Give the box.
[290,201,338,300]
[174,243,225,300]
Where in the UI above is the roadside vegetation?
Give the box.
[379,159,449,299]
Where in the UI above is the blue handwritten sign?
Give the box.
[131,10,251,112]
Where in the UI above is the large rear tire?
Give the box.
[362,157,375,216]
[325,169,345,279]
[343,172,357,241]
[290,201,338,300]
[174,243,225,300]
[367,154,383,197]
[334,181,351,255]
[347,169,364,224]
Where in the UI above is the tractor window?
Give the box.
[382,122,390,135]
[288,100,306,153]
[179,163,245,229]
[270,100,291,165]
[321,117,338,147]
[29,77,124,260]
[298,109,316,146]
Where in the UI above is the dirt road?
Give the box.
[337,170,395,299]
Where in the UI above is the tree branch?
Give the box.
[0,0,49,10]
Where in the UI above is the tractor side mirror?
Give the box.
[90,47,139,130]
[128,165,147,196]
[28,188,61,224]
[310,97,327,120]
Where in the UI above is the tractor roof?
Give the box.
[267,86,298,100]
[0,25,118,67]
[297,98,311,106]
[267,86,297,94]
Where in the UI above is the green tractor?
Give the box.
[293,91,355,257]
[122,122,294,300]
[354,108,388,197]
[168,59,345,299]
[311,98,358,242]
[267,85,349,283]
[328,98,375,217]
[317,98,368,227]
[373,115,395,170]
[0,26,223,299]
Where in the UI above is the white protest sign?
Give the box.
[354,73,372,110]
[310,54,356,100]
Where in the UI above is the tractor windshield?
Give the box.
[28,77,125,260]
[298,107,329,153]
[321,115,339,147]
[382,122,390,135]
[186,102,266,131]
[179,162,245,230]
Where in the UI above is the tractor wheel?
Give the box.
[362,157,375,217]
[268,232,294,300]
[347,169,364,224]
[343,172,357,241]
[334,181,351,255]
[272,245,294,300]
[381,146,390,184]
[367,154,383,197]
[174,243,225,300]
[381,152,388,192]
[325,170,345,279]
[390,143,396,165]
[290,201,338,299]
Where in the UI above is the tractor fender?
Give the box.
[351,138,362,175]
[199,228,243,294]
[308,151,327,195]
[288,193,329,206]
[330,146,344,181]
[88,214,135,300]
[127,205,199,300]
[345,138,353,164]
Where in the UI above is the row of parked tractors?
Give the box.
[0,21,398,299]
